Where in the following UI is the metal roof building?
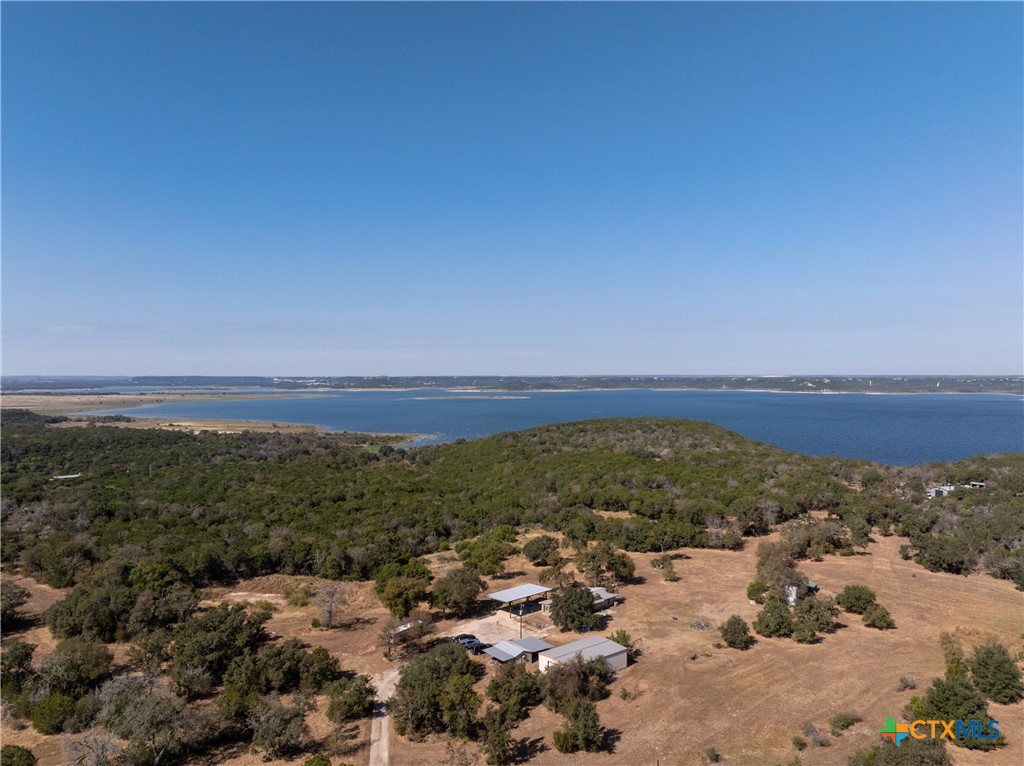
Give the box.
[538,636,628,673]
[483,637,553,664]
[487,583,552,605]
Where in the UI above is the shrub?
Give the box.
[753,599,795,638]
[720,615,754,650]
[0,745,37,766]
[704,746,721,763]
[836,585,876,614]
[303,756,331,766]
[690,616,712,631]
[894,676,917,691]
[746,580,768,603]
[828,711,861,735]
[325,676,375,722]
[284,583,313,607]
[30,693,76,734]
[606,629,634,655]
[792,736,807,751]
[967,641,1024,704]
[801,721,829,747]
[862,604,896,630]
[847,736,952,765]
[793,624,818,644]
[939,632,967,678]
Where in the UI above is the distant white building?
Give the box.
[929,485,957,498]
[538,636,628,673]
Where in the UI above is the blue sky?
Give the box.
[2,2,1021,376]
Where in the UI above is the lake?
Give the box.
[88,389,1024,466]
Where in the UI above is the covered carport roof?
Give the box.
[486,583,551,605]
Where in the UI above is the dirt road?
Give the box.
[368,667,401,766]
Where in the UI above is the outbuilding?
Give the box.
[538,636,628,673]
[483,637,553,664]
[487,583,552,617]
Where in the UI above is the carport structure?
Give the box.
[486,583,552,617]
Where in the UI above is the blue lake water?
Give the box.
[87,390,1024,466]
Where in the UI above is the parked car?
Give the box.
[452,634,477,646]
[464,639,490,654]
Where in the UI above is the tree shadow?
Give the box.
[602,727,622,753]
[495,570,526,580]
[513,736,548,763]
[337,615,378,630]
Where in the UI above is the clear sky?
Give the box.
[2,2,1021,376]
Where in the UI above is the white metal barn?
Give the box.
[538,636,628,673]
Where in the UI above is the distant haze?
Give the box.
[2,3,1021,375]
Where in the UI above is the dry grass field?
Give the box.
[3,531,1022,766]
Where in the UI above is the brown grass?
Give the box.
[4,535,1022,766]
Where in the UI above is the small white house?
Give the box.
[589,587,620,610]
[538,636,628,673]
[929,485,957,498]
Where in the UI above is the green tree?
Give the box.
[753,599,795,638]
[553,699,603,753]
[541,655,610,713]
[0,746,37,766]
[862,604,896,630]
[479,705,515,766]
[522,536,561,567]
[432,566,485,618]
[168,604,269,697]
[836,585,876,614]
[38,637,113,698]
[967,642,1024,704]
[0,581,31,629]
[98,675,200,766]
[720,615,754,650]
[794,596,839,634]
[325,676,375,723]
[438,673,481,739]
[0,640,36,696]
[248,693,312,758]
[938,632,968,679]
[486,662,542,721]
[391,644,482,740]
[30,693,75,734]
[380,576,428,619]
[920,675,1002,750]
[549,585,600,632]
